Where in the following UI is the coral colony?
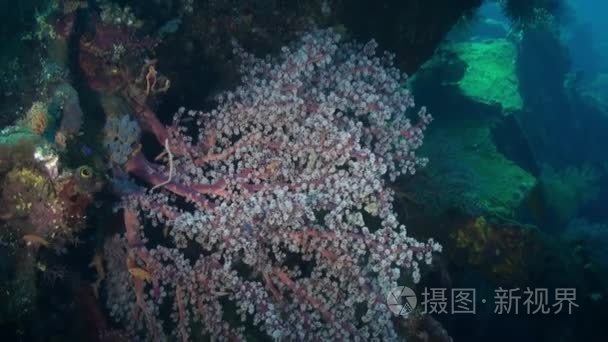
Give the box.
[6,1,608,341]
[103,30,440,340]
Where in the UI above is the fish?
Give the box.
[128,267,153,282]
[22,234,50,247]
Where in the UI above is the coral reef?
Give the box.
[78,16,158,93]
[19,101,51,135]
[103,29,440,340]
[3,1,607,341]
[0,125,102,328]
[0,157,99,251]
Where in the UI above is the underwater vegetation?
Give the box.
[0,0,607,341]
[540,164,601,225]
[449,39,523,113]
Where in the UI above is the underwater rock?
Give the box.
[338,0,484,73]
[539,164,601,225]
[443,1,510,41]
[451,216,540,283]
[449,39,523,113]
[0,126,39,147]
[415,115,537,219]
[409,38,535,219]
[581,72,608,111]
[412,38,524,115]
[52,82,84,139]
[0,248,38,322]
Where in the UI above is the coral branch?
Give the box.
[150,139,174,191]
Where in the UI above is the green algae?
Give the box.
[451,39,523,113]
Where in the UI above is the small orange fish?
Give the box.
[266,160,281,172]
[22,234,49,247]
[128,267,153,282]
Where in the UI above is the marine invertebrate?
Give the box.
[1,169,82,247]
[103,114,141,165]
[0,148,101,251]
[104,29,439,340]
[0,128,41,178]
[1,167,52,218]
[20,101,50,135]
[54,83,84,138]
[78,16,158,92]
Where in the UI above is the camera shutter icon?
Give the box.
[387,286,417,316]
